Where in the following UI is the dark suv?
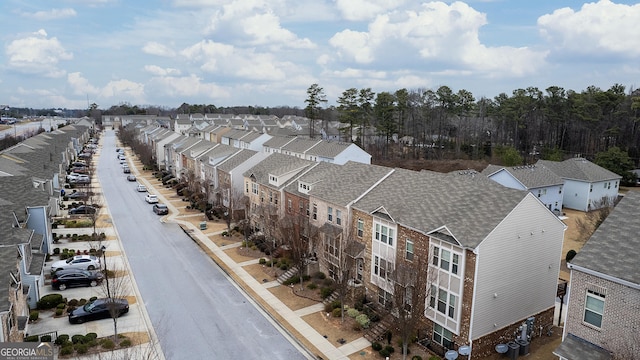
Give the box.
[51,269,104,290]
[153,203,168,215]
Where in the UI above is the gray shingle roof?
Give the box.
[553,333,612,360]
[353,169,529,248]
[263,136,295,149]
[309,162,393,207]
[0,247,17,311]
[483,164,564,189]
[281,138,321,153]
[284,162,341,195]
[306,141,353,158]
[217,149,257,172]
[570,191,640,286]
[243,153,314,188]
[537,158,621,182]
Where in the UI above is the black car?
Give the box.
[69,205,97,215]
[68,298,129,324]
[51,269,103,290]
[153,203,168,215]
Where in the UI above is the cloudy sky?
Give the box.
[1,0,638,110]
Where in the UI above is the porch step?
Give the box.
[322,291,339,305]
[364,315,394,343]
[276,266,299,284]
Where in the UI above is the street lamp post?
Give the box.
[101,245,111,299]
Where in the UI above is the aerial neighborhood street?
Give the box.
[1,115,638,360]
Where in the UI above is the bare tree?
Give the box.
[325,227,361,323]
[575,197,614,243]
[99,261,132,344]
[278,211,319,289]
[391,255,435,360]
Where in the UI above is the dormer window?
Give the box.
[269,175,278,186]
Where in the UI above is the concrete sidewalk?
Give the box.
[135,163,370,359]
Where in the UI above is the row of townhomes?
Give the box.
[0,119,94,342]
[132,118,632,359]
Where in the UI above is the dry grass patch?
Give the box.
[268,284,318,311]
[302,312,365,345]
[243,263,278,283]
[210,234,242,247]
[224,247,261,263]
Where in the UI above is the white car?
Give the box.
[51,255,101,273]
[145,194,158,203]
[136,184,147,192]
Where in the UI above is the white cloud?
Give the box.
[329,2,546,77]
[142,42,176,57]
[538,0,640,57]
[21,8,77,20]
[239,12,315,49]
[5,29,73,78]
[148,74,229,100]
[67,72,100,96]
[99,79,146,104]
[144,65,181,76]
[335,0,407,21]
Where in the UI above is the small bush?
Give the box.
[283,276,300,285]
[72,334,86,344]
[75,343,89,354]
[53,248,60,255]
[385,345,395,354]
[428,356,440,360]
[347,308,360,318]
[85,332,98,341]
[24,335,39,342]
[412,355,422,360]
[89,296,97,302]
[332,308,342,317]
[37,293,64,309]
[566,249,577,262]
[356,314,370,329]
[78,298,87,306]
[87,340,98,348]
[59,346,74,356]
[307,283,317,290]
[330,300,342,309]
[40,335,52,342]
[55,334,70,346]
[101,339,115,349]
[352,322,362,331]
[379,348,391,357]
[29,310,39,322]
[258,258,266,265]
[56,303,66,309]
[314,272,326,279]
[119,339,132,347]
[280,264,289,271]
[68,299,79,306]
[372,342,383,351]
[55,309,63,316]
[320,287,334,299]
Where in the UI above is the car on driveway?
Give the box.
[51,269,103,290]
[51,255,101,273]
[69,205,97,215]
[126,174,136,181]
[66,191,89,200]
[68,298,129,324]
[153,203,168,215]
[145,194,158,203]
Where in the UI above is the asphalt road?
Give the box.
[97,130,308,359]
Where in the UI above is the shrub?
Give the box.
[101,339,115,349]
[24,335,39,342]
[75,343,88,354]
[40,335,52,342]
[55,309,63,316]
[78,298,87,305]
[352,322,362,331]
[221,231,228,236]
[372,342,383,351]
[307,283,317,290]
[330,300,342,309]
[332,308,342,317]
[119,339,132,347]
[320,287,334,299]
[259,258,266,265]
[29,310,39,322]
[72,334,86,344]
[280,264,288,271]
[59,346,74,356]
[302,274,311,281]
[356,314,370,329]
[55,334,70,346]
[85,332,98,341]
[347,308,360,318]
[283,276,300,286]
[428,356,440,360]
[354,301,364,311]
[314,271,326,279]
[56,303,66,309]
[412,356,423,360]
[385,345,395,353]
[59,252,70,260]
[53,248,60,255]
[566,249,577,262]
[37,293,64,309]
[379,348,391,357]
[68,298,79,306]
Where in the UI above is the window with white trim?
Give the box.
[430,285,457,319]
[251,182,258,195]
[357,219,364,237]
[245,181,249,194]
[336,210,342,226]
[328,207,333,222]
[378,288,392,309]
[312,204,317,220]
[287,199,292,211]
[433,324,454,349]
[584,289,605,328]
[373,255,393,282]
[374,223,395,246]
[432,246,460,275]
[405,239,414,261]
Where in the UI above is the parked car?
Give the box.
[66,191,89,199]
[66,173,89,181]
[51,255,101,273]
[69,177,91,184]
[51,269,103,290]
[69,205,97,215]
[123,166,131,174]
[126,175,136,181]
[71,161,87,167]
[153,203,169,215]
[68,298,129,324]
[145,194,158,204]
[136,184,147,192]
[71,167,88,174]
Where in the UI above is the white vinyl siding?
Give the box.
[471,195,565,339]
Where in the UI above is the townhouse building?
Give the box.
[482,164,564,214]
[537,158,621,212]
[554,191,640,360]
